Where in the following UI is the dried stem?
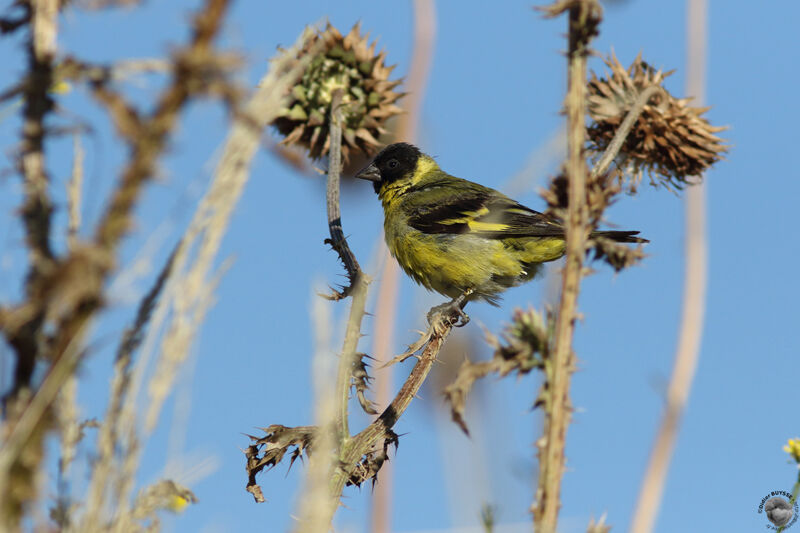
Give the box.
[629,1,708,531]
[332,275,370,447]
[323,316,454,529]
[0,0,231,528]
[20,0,58,273]
[293,297,338,533]
[251,21,450,524]
[81,246,177,528]
[0,1,59,525]
[9,0,59,399]
[323,90,370,446]
[105,25,324,525]
[324,91,362,300]
[589,85,666,180]
[534,1,601,530]
[295,86,373,532]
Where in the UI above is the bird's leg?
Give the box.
[427,289,473,328]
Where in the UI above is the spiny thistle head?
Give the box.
[272,23,404,162]
[587,53,728,190]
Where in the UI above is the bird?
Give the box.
[355,142,646,325]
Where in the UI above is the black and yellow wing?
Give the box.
[405,176,564,239]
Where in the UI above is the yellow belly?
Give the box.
[385,222,565,301]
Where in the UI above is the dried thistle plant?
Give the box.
[587,52,728,190]
[245,425,316,502]
[272,22,404,162]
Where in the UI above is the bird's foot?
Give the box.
[426,292,472,329]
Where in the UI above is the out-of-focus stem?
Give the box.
[369,253,398,533]
[629,1,708,532]
[67,134,84,249]
[327,90,369,445]
[370,2,436,532]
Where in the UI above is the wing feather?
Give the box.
[406,180,564,239]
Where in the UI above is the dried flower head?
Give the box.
[587,53,728,190]
[272,23,404,161]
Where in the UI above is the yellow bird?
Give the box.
[356,143,646,323]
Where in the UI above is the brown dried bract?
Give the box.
[590,236,646,272]
[352,353,378,415]
[587,52,728,189]
[345,430,398,488]
[244,424,316,502]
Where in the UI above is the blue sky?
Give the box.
[1,1,798,532]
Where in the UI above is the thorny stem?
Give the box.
[324,317,454,529]
[334,278,370,445]
[590,85,667,180]
[325,90,362,300]
[326,89,369,445]
[305,90,456,531]
[534,1,600,531]
[294,90,372,533]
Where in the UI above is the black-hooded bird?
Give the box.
[355,143,646,323]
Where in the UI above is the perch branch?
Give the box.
[322,314,456,530]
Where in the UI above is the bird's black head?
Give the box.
[355,142,421,193]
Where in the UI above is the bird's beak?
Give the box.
[355,163,381,182]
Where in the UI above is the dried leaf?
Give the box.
[352,353,378,415]
[244,425,316,503]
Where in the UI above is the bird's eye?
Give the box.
[387,159,399,169]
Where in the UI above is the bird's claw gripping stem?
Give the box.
[426,290,472,329]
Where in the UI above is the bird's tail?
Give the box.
[590,230,649,244]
